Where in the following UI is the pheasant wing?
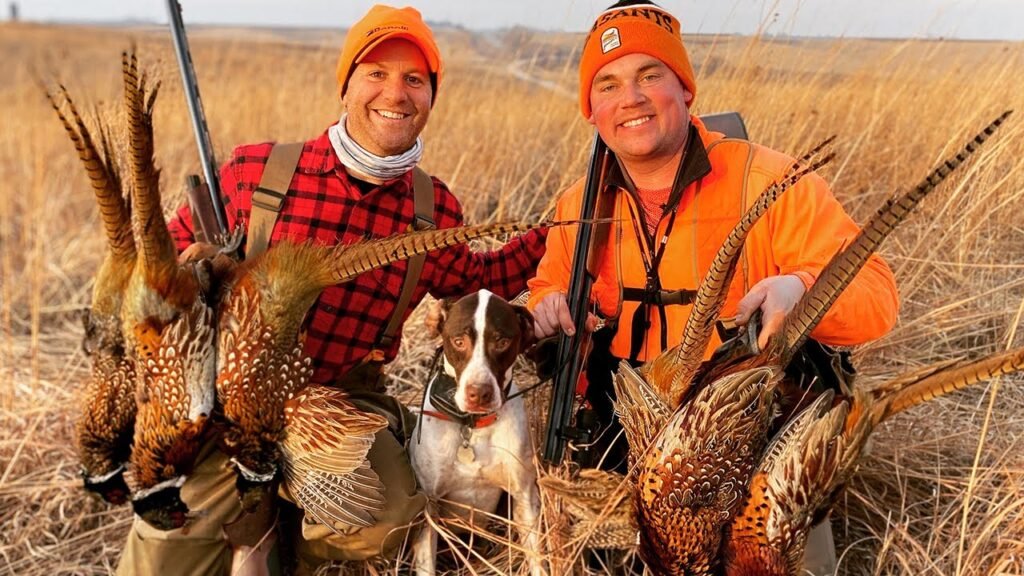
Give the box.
[280,385,389,531]
[613,360,671,458]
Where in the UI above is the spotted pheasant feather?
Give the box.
[634,367,778,575]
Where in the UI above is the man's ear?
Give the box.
[513,305,537,352]
[424,298,454,339]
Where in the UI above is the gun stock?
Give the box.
[542,133,612,465]
[184,175,222,244]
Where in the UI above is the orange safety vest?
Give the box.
[527,116,899,363]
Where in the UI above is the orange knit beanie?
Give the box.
[578,4,696,117]
[336,5,443,104]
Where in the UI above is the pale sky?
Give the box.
[13,0,1024,40]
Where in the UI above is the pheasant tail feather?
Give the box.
[781,111,1013,359]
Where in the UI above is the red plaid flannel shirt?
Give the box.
[168,128,546,384]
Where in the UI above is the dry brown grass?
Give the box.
[1,20,1023,576]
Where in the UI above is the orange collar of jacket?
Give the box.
[606,122,713,215]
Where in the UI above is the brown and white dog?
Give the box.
[409,289,544,576]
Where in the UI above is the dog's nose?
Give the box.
[465,384,494,407]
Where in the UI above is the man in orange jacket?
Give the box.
[527,1,899,573]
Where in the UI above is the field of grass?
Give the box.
[1,19,1023,576]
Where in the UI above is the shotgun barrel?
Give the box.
[542,133,611,465]
[166,0,228,236]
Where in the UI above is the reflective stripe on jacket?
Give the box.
[527,116,899,362]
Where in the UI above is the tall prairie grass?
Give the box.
[0,20,1022,575]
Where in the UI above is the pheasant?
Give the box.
[215,221,552,530]
[545,112,1014,575]
[46,83,137,505]
[110,51,222,531]
[722,345,1024,575]
[632,366,779,575]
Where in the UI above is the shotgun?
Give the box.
[542,133,612,465]
[165,0,228,241]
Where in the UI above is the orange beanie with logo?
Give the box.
[336,4,444,103]
[578,4,696,118]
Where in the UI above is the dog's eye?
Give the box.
[493,337,511,352]
[452,336,469,351]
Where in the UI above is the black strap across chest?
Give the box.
[613,125,710,361]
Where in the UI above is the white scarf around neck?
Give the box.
[329,113,423,181]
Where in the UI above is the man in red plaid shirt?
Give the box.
[169,40,543,389]
[117,5,545,576]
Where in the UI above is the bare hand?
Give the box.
[733,274,806,349]
[532,292,597,340]
[178,242,221,264]
[178,242,236,281]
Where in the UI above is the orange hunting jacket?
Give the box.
[527,117,899,363]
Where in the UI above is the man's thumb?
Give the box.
[558,301,577,336]
[734,290,764,324]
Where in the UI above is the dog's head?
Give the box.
[429,290,535,414]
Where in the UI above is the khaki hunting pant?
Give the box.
[116,389,425,575]
[803,519,838,576]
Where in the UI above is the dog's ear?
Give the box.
[512,305,537,352]
[424,298,454,338]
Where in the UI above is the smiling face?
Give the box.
[588,53,693,172]
[343,38,432,157]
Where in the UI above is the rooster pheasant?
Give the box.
[46,83,137,506]
[107,52,222,531]
[545,112,1015,575]
[722,345,1024,575]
